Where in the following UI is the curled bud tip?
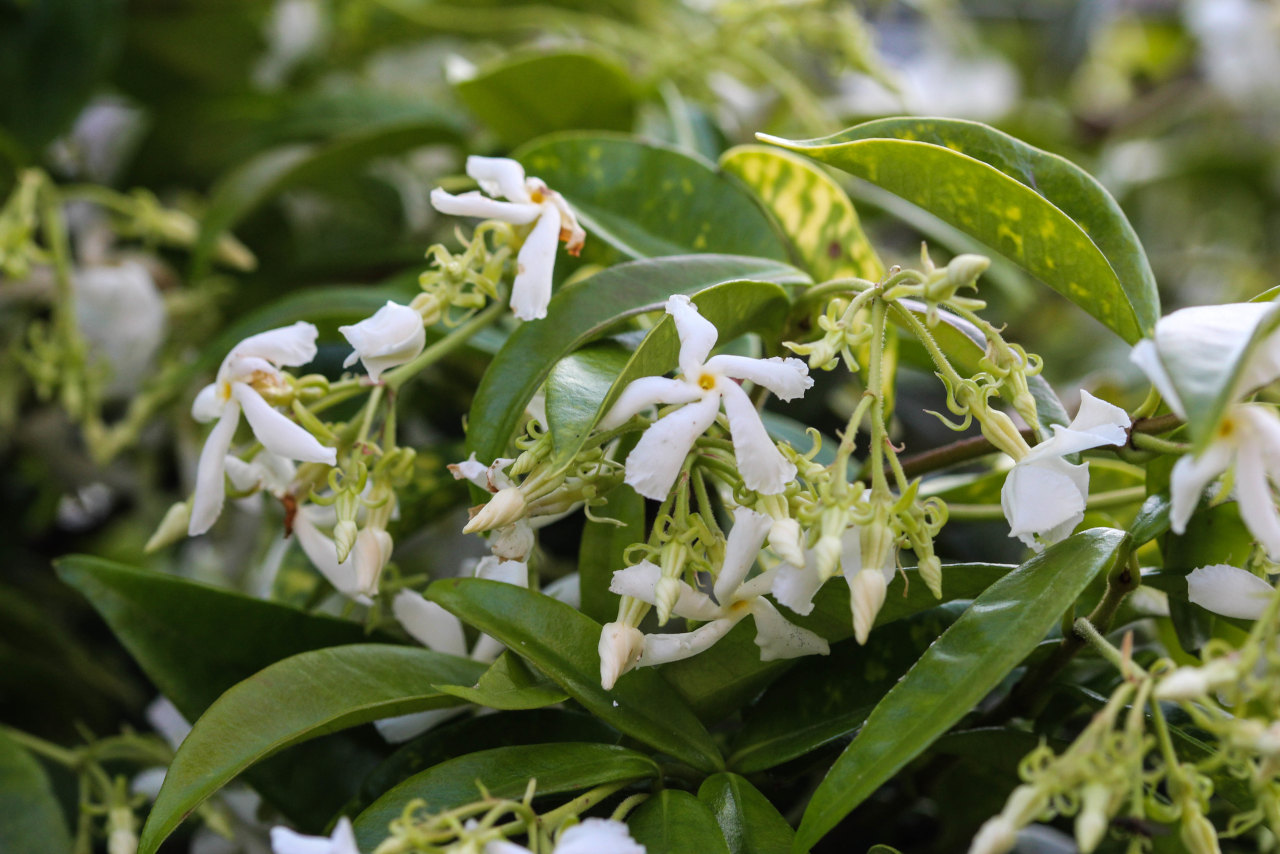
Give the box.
[145,500,192,553]
[768,517,806,567]
[463,486,526,534]
[654,576,682,626]
[850,568,888,645]
[598,622,645,690]
[333,519,358,563]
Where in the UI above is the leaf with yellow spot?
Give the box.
[720,144,884,283]
[760,118,1159,344]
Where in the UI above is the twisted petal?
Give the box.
[748,598,829,660]
[714,506,772,602]
[609,561,719,621]
[429,188,541,225]
[667,294,718,377]
[1000,455,1088,549]
[1026,391,1129,461]
[705,354,813,402]
[465,155,531,204]
[1130,339,1185,418]
[228,321,319,371]
[598,376,703,431]
[188,402,241,536]
[640,617,738,666]
[339,301,425,381]
[233,383,337,465]
[771,558,824,616]
[623,391,721,499]
[1155,302,1280,396]
[556,819,646,854]
[392,590,468,656]
[1187,564,1276,620]
[293,511,363,601]
[719,379,796,494]
[1235,438,1280,560]
[509,203,562,321]
[1169,441,1234,534]
[599,621,645,689]
[192,382,223,422]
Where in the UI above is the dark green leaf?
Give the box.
[629,790,731,854]
[1129,494,1172,547]
[516,134,790,263]
[0,731,72,854]
[427,579,723,771]
[433,651,568,710]
[138,645,484,854]
[794,528,1128,851]
[467,254,806,464]
[579,480,646,623]
[454,51,635,147]
[763,118,1160,343]
[355,743,658,851]
[698,773,794,854]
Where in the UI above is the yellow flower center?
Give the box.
[697,372,717,391]
[1217,417,1236,439]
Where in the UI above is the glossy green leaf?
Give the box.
[762,118,1160,343]
[55,555,389,829]
[794,528,1128,851]
[433,650,568,710]
[355,743,658,850]
[629,790,731,854]
[467,254,806,464]
[454,50,635,148]
[138,645,485,854]
[729,604,966,773]
[516,134,790,263]
[0,731,72,854]
[427,578,723,771]
[1129,494,1172,547]
[579,480,646,623]
[720,144,883,282]
[698,773,795,854]
[543,279,792,466]
[192,116,463,276]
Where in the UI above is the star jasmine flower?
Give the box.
[449,453,535,560]
[430,156,585,321]
[339,300,425,381]
[598,294,813,500]
[1187,563,1276,620]
[1000,391,1130,550]
[270,817,359,854]
[602,508,827,687]
[188,322,336,536]
[486,819,645,854]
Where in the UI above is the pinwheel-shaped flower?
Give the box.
[430,156,585,321]
[598,295,813,500]
[339,300,425,381]
[189,322,336,536]
[1000,391,1130,550]
[600,507,827,688]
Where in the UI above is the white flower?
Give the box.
[598,294,812,500]
[430,156,585,321]
[604,508,827,687]
[189,322,336,536]
[449,453,536,560]
[339,300,425,381]
[1132,304,1280,557]
[73,261,166,398]
[486,819,645,854]
[270,817,358,854]
[1000,391,1130,550]
[1187,564,1276,620]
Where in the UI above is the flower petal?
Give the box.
[188,403,241,536]
[770,558,824,615]
[705,354,813,402]
[465,155,531,204]
[339,301,425,381]
[1000,456,1088,549]
[719,379,796,494]
[598,376,704,431]
[714,506,771,602]
[1234,439,1280,559]
[1024,391,1129,462]
[192,382,222,422]
[1169,441,1234,534]
[1187,564,1276,620]
[609,561,719,620]
[429,188,542,225]
[509,203,561,321]
[374,708,464,744]
[473,555,530,587]
[666,294,718,378]
[392,590,468,656]
[555,819,646,854]
[1130,339,1185,418]
[230,321,319,370]
[232,384,337,464]
[293,511,363,601]
[639,618,738,666]
[623,391,721,500]
[748,598,830,660]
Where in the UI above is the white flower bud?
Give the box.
[598,622,645,690]
[144,500,192,553]
[353,527,393,596]
[768,517,806,567]
[945,253,991,290]
[463,486,527,534]
[814,534,843,581]
[107,806,137,854]
[917,553,943,599]
[1180,808,1221,854]
[654,576,682,626]
[849,567,887,645]
[333,519,358,563]
[339,300,426,381]
[490,521,535,562]
[967,816,1016,854]
[1075,783,1111,853]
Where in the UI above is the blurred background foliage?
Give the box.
[2,0,1279,846]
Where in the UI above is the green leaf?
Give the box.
[629,790,731,854]
[55,556,390,828]
[719,144,883,282]
[427,578,723,771]
[794,528,1128,851]
[138,645,485,854]
[0,731,72,854]
[516,134,790,263]
[762,118,1160,343]
[192,116,463,276]
[698,773,795,854]
[579,480,646,623]
[433,650,568,710]
[467,253,806,464]
[1128,494,1172,547]
[355,743,658,851]
[729,604,967,773]
[454,50,636,148]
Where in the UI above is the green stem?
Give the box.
[384,299,506,391]
[1129,432,1188,455]
[0,726,78,766]
[795,276,878,307]
[538,780,633,831]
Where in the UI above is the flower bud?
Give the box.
[967,816,1016,854]
[490,520,535,562]
[1075,783,1111,853]
[353,527,393,596]
[849,567,887,645]
[145,500,192,553]
[333,519,358,563]
[814,534,843,581]
[463,486,526,534]
[945,253,990,290]
[598,622,645,690]
[1180,808,1221,854]
[654,576,682,626]
[768,517,806,567]
[917,553,943,600]
[340,301,426,381]
[107,806,138,854]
